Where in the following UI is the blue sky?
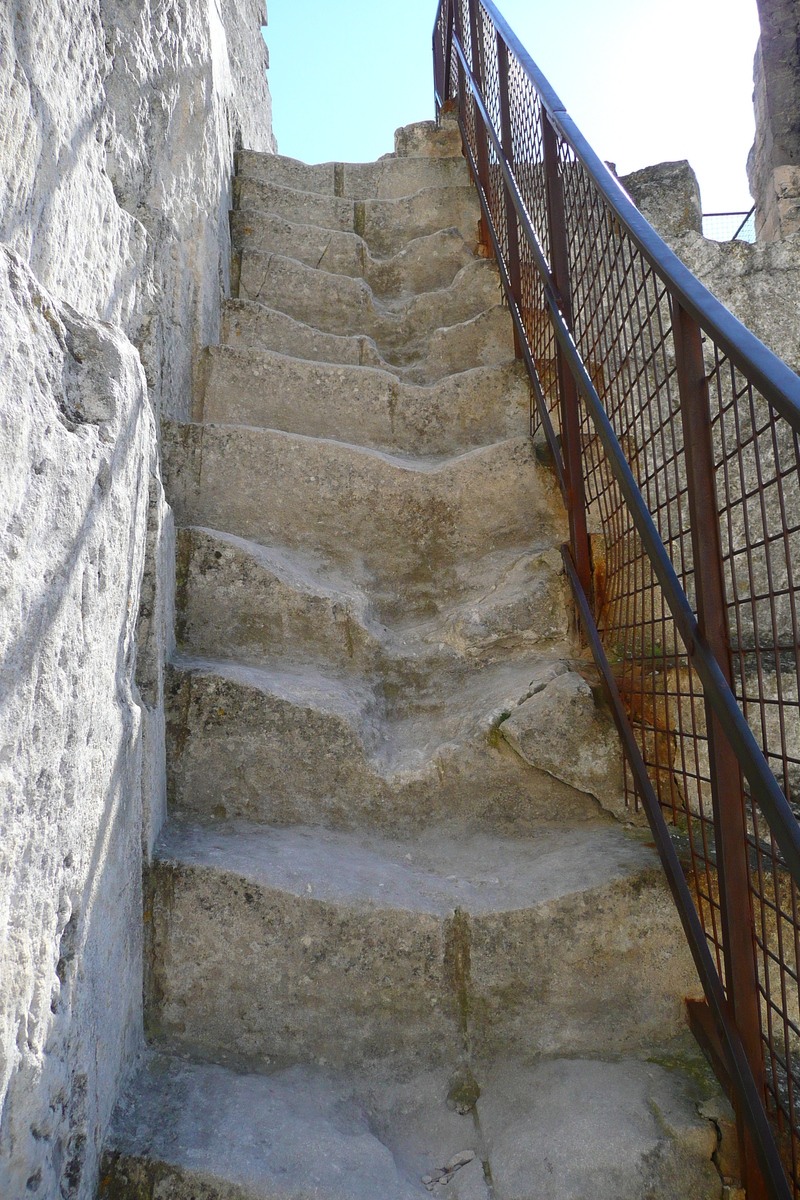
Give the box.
[265,0,760,214]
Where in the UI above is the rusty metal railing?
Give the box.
[434,2,800,1197]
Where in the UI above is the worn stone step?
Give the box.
[232,176,481,257]
[404,305,515,383]
[236,252,500,361]
[236,148,469,200]
[221,298,514,384]
[162,423,567,617]
[175,527,385,674]
[145,821,700,1070]
[198,346,529,453]
[232,208,366,277]
[165,652,589,829]
[231,212,475,299]
[233,176,353,232]
[222,298,384,370]
[175,529,569,671]
[101,1051,725,1200]
[165,656,380,825]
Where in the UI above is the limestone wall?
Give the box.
[748,0,800,241]
[1,0,275,420]
[0,0,274,1195]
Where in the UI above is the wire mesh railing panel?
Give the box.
[550,139,734,982]
[703,209,757,243]
[708,349,800,1185]
[434,0,800,1194]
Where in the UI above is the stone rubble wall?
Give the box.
[0,0,274,1195]
[748,0,800,241]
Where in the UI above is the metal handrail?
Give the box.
[434,2,800,1197]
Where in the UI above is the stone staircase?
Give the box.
[99,117,733,1199]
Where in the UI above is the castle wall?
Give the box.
[748,0,800,241]
[0,0,274,1195]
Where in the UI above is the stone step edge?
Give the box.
[199,340,524,401]
[164,418,529,474]
[150,818,662,919]
[233,173,479,213]
[166,647,579,791]
[232,207,469,264]
[236,148,464,175]
[236,247,495,315]
[218,297,513,386]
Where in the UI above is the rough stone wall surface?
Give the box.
[619,160,703,243]
[0,0,274,1194]
[0,0,275,421]
[0,248,155,1199]
[748,0,800,240]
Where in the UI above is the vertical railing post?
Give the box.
[541,111,592,600]
[497,31,523,360]
[673,298,768,1200]
[453,0,466,128]
[443,0,454,107]
[467,0,491,203]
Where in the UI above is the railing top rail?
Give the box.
[447,0,800,434]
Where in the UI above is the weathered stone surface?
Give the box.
[232,209,370,277]
[0,0,275,422]
[175,527,383,674]
[477,1058,721,1200]
[174,531,568,676]
[164,654,596,829]
[0,249,156,1200]
[237,147,469,200]
[135,476,176,859]
[102,1052,724,1200]
[621,160,703,241]
[222,298,386,370]
[233,176,481,258]
[222,297,513,384]
[233,176,355,232]
[0,0,275,1193]
[672,231,800,374]
[408,305,514,383]
[439,550,570,656]
[395,116,464,159]
[101,1054,424,1200]
[236,252,501,362]
[748,0,800,240]
[70,103,741,1198]
[231,213,475,298]
[145,821,697,1068]
[162,424,567,616]
[500,671,626,818]
[198,346,530,453]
